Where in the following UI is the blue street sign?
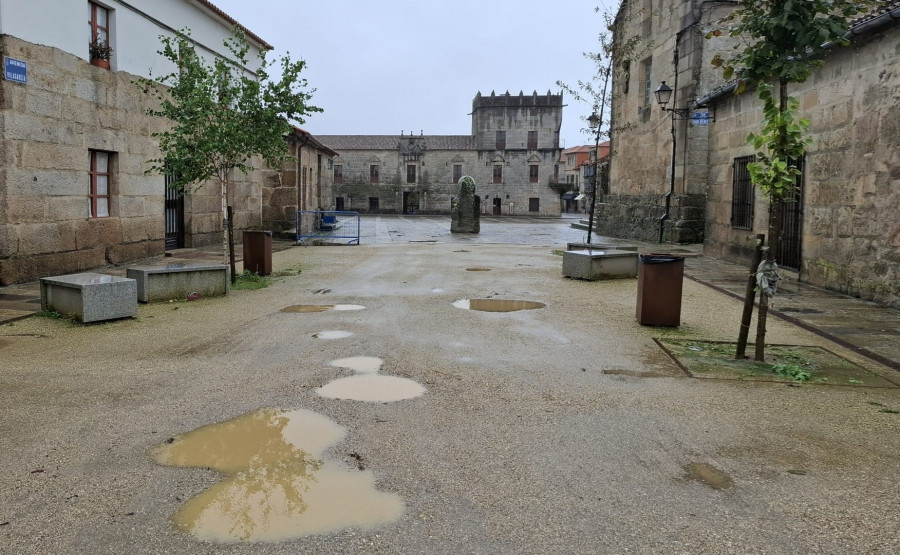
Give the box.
[4,57,27,84]
[692,111,710,126]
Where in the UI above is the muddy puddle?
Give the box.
[313,331,354,340]
[317,356,426,402]
[684,462,734,490]
[453,299,546,312]
[153,408,404,543]
[465,268,492,272]
[282,304,366,313]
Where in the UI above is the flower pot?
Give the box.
[91,58,110,70]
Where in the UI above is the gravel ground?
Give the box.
[1,240,898,554]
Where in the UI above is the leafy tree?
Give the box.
[139,29,322,277]
[706,0,876,359]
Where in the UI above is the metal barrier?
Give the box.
[296,210,360,245]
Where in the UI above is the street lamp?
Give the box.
[586,111,602,245]
[654,81,695,243]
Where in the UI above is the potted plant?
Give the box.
[88,40,113,69]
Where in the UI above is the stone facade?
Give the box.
[261,128,336,235]
[701,7,900,308]
[319,91,564,216]
[609,0,900,308]
[0,36,266,284]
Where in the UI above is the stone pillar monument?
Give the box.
[450,176,480,234]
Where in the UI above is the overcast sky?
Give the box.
[211,0,613,148]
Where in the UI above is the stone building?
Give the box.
[607,0,900,308]
[318,91,564,217]
[0,0,273,285]
[261,127,336,235]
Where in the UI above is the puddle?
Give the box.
[431,288,445,293]
[329,356,383,374]
[318,356,425,402]
[684,462,734,490]
[313,331,354,340]
[465,268,492,272]
[153,408,404,543]
[281,305,366,313]
[317,375,426,402]
[452,299,546,312]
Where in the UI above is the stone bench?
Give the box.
[126,262,229,303]
[562,249,638,281]
[40,272,137,323]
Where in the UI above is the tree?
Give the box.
[706,0,876,359]
[558,2,650,242]
[139,29,322,280]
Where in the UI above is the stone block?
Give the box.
[126,263,229,302]
[40,272,137,323]
[562,250,638,280]
[74,218,124,249]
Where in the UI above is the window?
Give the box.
[567,154,575,166]
[641,57,653,106]
[495,130,506,150]
[407,164,416,183]
[731,155,755,229]
[452,164,462,183]
[334,164,343,184]
[369,164,379,183]
[493,164,503,184]
[89,2,110,45]
[368,197,379,212]
[528,198,540,213]
[527,131,538,150]
[554,164,559,182]
[529,165,539,183]
[89,150,111,218]
[621,60,631,94]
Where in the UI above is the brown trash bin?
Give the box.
[242,230,273,276]
[636,253,685,326]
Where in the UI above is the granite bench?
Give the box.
[562,249,638,280]
[40,272,137,323]
[126,262,229,303]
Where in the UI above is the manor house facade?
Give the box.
[318,91,565,217]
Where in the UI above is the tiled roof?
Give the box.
[195,1,273,50]
[318,135,476,151]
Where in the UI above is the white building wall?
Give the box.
[0,0,263,79]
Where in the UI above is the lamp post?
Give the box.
[586,111,602,245]
[653,80,694,244]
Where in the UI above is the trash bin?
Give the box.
[636,253,685,326]
[242,230,273,276]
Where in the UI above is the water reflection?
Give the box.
[153,408,404,542]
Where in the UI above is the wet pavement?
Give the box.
[1,215,899,553]
[2,214,896,370]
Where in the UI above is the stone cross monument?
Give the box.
[450,176,480,233]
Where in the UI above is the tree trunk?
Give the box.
[736,234,765,359]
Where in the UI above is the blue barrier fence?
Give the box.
[296,210,360,245]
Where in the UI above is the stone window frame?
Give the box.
[640,57,653,107]
[89,2,110,47]
[369,164,380,184]
[529,164,539,183]
[452,164,462,183]
[528,197,540,213]
[333,164,343,184]
[89,150,113,218]
[406,164,416,184]
[492,164,503,184]
[495,130,506,150]
[527,130,538,150]
[731,155,755,230]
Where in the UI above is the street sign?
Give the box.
[4,57,27,84]
[692,111,711,126]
